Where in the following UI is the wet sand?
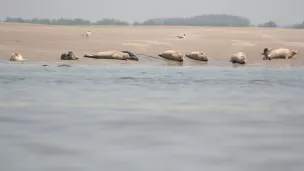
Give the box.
[0,22,304,67]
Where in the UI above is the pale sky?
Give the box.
[1,0,303,25]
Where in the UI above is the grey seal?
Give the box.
[186,52,208,61]
[262,48,298,60]
[230,52,247,64]
[158,50,183,62]
[61,51,79,60]
[10,53,26,61]
[84,51,130,60]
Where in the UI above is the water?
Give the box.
[1,62,304,171]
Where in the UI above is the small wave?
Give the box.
[0,75,27,84]
[52,80,75,84]
[118,76,137,80]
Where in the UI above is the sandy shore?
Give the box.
[0,22,304,67]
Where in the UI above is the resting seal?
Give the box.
[158,50,183,62]
[230,52,247,64]
[84,51,130,60]
[186,52,208,61]
[262,48,298,60]
[61,51,79,60]
[9,53,26,61]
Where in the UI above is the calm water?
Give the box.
[1,62,304,171]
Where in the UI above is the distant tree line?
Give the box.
[3,15,250,27]
[4,17,129,26]
[291,21,304,29]
[133,14,250,27]
[3,16,304,29]
[258,21,277,28]
[256,20,304,29]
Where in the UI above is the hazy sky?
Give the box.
[1,0,303,25]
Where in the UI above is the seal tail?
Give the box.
[84,54,93,57]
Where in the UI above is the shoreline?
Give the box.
[2,58,303,70]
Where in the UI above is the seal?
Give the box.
[158,50,183,62]
[61,51,79,60]
[186,52,208,61]
[262,47,298,60]
[120,51,139,61]
[84,51,130,60]
[9,52,26,61]
[230,52,247,64]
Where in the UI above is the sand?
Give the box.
[0,22,304,67]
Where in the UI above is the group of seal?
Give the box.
[8,50,139,63]
[8,47,298,65]
[157,47,298,64]
[7,28,300,65]
[8,29,299,65]
[158,50,209,62]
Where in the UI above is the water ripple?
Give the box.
[0,63,304,171]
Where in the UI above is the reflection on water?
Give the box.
[0,62,304,171]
